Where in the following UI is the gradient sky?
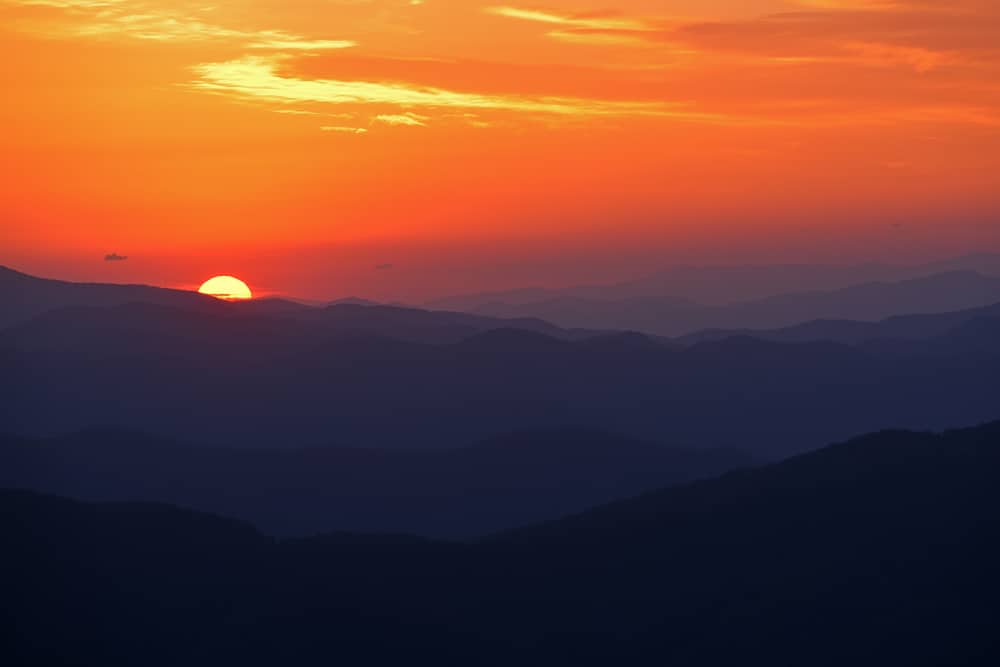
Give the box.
[2,0,999,300]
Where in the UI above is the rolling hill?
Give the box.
[4,420,998,665]
[0,429,750,538]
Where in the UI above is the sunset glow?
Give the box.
[3,0,999,300]
[199,275,253,301]
[4,2,1000,649]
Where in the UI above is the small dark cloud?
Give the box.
[105,253,129,262]
[376,263,394,270]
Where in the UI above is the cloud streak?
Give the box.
[7,0,355,51]
[487,1,998,74]
[7,0,999,131]
[190,56,690,121]
[485,6,656,32]
[375,113,428,127]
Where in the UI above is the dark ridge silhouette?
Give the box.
[0,264,222,329]
[454,327,575,354]
[0,429,751,538]
[0,265,608,342]
[678,300,1000,346]
[920,315,1000,359]
[329,296,383,306]
[3,298,1000,455]
[3,420,999,665]
[434,270,1000,336]
[494,420,1000,543]
[235,297,315,315]
[427,253,1000,310]
[273,302,599,343]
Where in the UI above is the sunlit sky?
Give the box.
[2,0,999,300]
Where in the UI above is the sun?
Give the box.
[198,275,253,301]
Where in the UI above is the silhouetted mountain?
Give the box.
[236,297,315,315]
[0,264,220,328]
[454,270,1000,336]
[0,429,750,538]
[428,253,1000,310]
[329,296,383,306]
[4,299,999,455]
[270,302,596,343]
[4,420,999,665]
[917,315,1000,360]
[679,300,1000,346]
[0,266,604,344]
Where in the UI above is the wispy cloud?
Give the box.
[485,6,655,32]
[375,113,428,127]
[485,5,674,48]
[840,41,959,72]
[7,0,355,51]
[251,38,355,51]
[486,1,997,73]
[321,125,368,134]
[190,56,687,120]
[10,0,998,133]
[14,1,128,6]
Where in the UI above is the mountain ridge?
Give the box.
[426,253,1000,310]
[4,418,999,665]
[451,270,1000,336]
[4,298,998,454]
[0,428,752,538]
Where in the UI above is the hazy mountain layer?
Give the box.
[0,430,751,538]
[428,253,1000,309]
[3,299,998,455]
[449,270,1000,336]
[677,299,1000,346]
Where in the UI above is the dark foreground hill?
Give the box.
[3,421,999,666]
[0,430,750,538]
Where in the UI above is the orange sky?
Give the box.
[2,0,999,300]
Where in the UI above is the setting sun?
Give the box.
[198,275,253,301]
